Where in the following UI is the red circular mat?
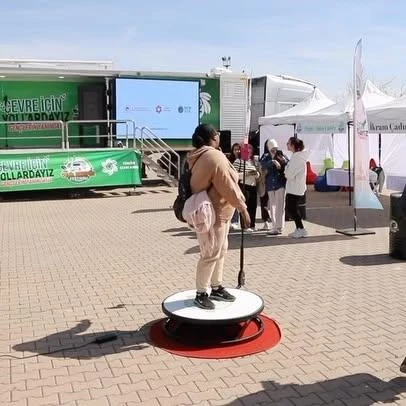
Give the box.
[149,314,281,359]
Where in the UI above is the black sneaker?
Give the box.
[210,286,236,302]
[194,292,215,310]
[401,357,406,373]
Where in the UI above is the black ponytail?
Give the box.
[192,124,217,148]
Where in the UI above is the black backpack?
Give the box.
[173,161,193,223]
[173,151,209,223]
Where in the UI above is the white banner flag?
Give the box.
[353,39,383,210]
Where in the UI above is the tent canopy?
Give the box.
[362,80,395,109]
[277,80,395,134]
[367,95,406,133]
[258,88,334,126]
[368,94,406,120]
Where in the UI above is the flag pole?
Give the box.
[237,75,251,288]
[347,121,352,207]
[352,45,358,232]
[336,39,381,236]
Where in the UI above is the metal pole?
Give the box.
[105,77,111,147]
[65,123,70,149]
[59,121,65,149]
[5,122,8,149]
[378,133,382,167]
[238,158,246,286]
[347,122,352,207]
[352,49,358,231]
[3,96,8,148]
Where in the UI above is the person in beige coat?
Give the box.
[188,124,250,310]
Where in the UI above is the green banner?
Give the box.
[0,80,107,149]
[0,149,141,192]
[200,78,220,129]
[0,81,80,148]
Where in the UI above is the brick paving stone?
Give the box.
[89,383,121,399]
[108,393,141,405]
[42,383,73,397]
[0,389,11,404]
[71,378,103,392]
[166,382,199,397]
[26,394,60,406]
[156,393,193,406]
[58,389,92,404]
[119,381,150,394]
[78,397,110,406]
[1,187,405,405]
[138,386,171,402]
[196,378,229,392]
[7,401,28,406]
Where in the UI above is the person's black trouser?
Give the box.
[260,193,271,222]
[240,183,257,228]
[286,193,304,229]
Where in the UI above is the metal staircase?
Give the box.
[139,127,180,187]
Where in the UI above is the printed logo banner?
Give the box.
[0,149,142,192]
[353,39,383,210]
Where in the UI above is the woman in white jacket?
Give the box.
[285,137,308,238]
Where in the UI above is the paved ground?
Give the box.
[0,184,405,405]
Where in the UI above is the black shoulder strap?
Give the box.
[189,149,210,171]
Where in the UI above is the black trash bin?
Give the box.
[389,188,406,260]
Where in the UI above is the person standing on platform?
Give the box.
[187,124,250,310]
[285,136,308,238]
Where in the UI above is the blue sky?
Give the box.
[3,1,406,99]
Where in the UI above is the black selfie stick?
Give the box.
[237,157,246,288]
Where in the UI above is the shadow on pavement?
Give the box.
[340,253,404,266]
[184,233,355,255]
[162,226,191,233]
[228,375,406,405]
[12,319,151,360]
[132,207,174,214]
[304,192,390,230]
[0,188,132,202]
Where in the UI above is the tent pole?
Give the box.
[352,117,357,232]
[293,123,297,138]
[378,133,382,167]
[347,121,352,207]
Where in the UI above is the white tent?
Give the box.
[258,88,335,170]
[368,94,406,124]
[259,81,396,171]
[367,95,406,179]
[289,81,396,168]
[258,88,334,171]
[293,80,395,133]
[363,80,396,109]
[259,88,335,126]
